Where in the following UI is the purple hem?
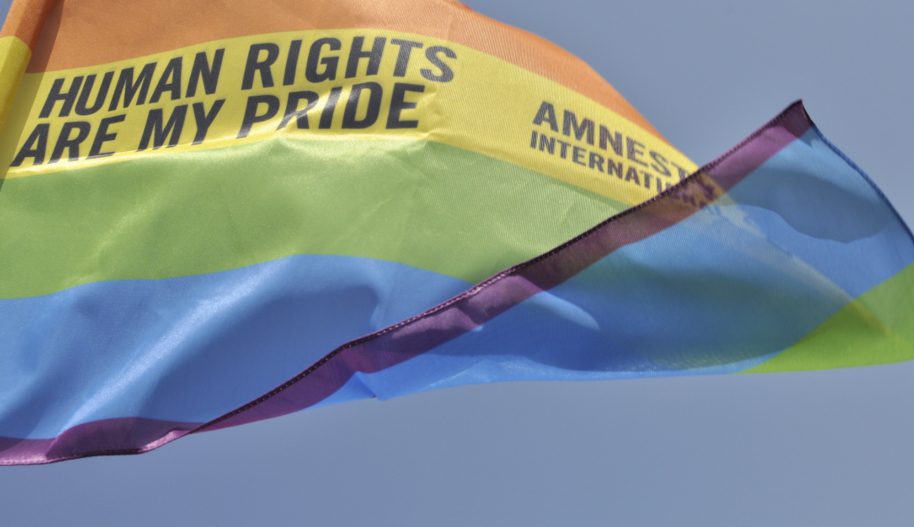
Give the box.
[0,418,198,466]
[1,101,812,465]
[202,101,812,432]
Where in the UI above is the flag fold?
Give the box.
[0,0,911,465]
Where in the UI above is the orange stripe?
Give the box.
[21,0,661,137]
[0,0,55,48]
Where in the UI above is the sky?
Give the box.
[1,1,913,526]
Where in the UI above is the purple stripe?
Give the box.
[203,101,812,432]
[0,418,198,466]
[3,102,811,465]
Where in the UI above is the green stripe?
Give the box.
[0,138,623,299]
[748,263,914,373]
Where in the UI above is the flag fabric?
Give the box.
[173,102,914,435]
[0,0,694,464]
[0,0,911,465]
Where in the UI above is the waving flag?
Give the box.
[0,0,911,465]
[188,102,914,434]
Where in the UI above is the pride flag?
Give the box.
[0,0,911,465]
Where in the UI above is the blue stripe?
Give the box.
[0,255,470,439]
[727,129,914,297]
[6,124,913,441]
[306,129,914,402]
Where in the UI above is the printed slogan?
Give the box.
[1,29,695,205]
[11,35,456,166]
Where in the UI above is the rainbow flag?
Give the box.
[0,1,911,465]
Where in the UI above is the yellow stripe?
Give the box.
[0,36,30,132]
[747,263,914,373]
[0,29,695,204]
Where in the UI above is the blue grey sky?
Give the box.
[1,1,913,526]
